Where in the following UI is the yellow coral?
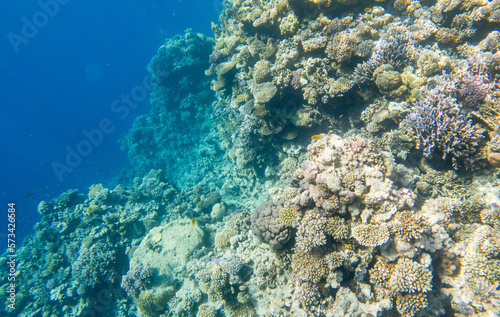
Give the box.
[390,211,427,241]
[86,204,100,214]
[352,223,390,247]
[396,293,428,317]
[279,207,300,226]
[390,258,433,293]
[88,183,104,199]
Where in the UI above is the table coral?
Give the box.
[352,223,390,247]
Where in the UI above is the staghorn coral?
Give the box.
[353,32,412,85]
[352,223,390,247]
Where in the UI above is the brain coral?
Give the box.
[251,201,291,249]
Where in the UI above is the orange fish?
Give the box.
[311,134,322,139]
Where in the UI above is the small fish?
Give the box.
[151,188,162,198]
[311,134,322,140]
[119,226,125,230]
[191,217,195,226]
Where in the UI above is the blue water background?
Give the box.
[0,0,220,249]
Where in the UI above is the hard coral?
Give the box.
[292,249,328,284]
[296,212,328,252]
[352,223,390,247]
[121,263,154,297]
[396,293,428,317]
[251,201,292,249]
[390,257,433,294]
[279,207,300,226]
[401,88,486,169]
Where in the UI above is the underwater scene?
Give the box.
[2,0,500,316]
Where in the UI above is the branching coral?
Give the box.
[121,263,154,297]
[295,212,327,252]
[292,249,328,285]
[325,216,350,240]
[401,88,486,169]
[71,241,117,295]
[352,223,390,247]
[390,257,433,294]
[390,210,427,241]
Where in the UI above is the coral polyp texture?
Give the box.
[4,0,500,316]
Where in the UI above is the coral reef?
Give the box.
[4,1,500,316]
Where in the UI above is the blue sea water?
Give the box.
[0,0,220,249]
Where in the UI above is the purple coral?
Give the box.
[291,71,301,90]
[459,74,491,108]
[351,139,366,153]
[209,50,222,64]
[401,88,486,169]
[353,33,411,84]
[120,263,153,297]
[218,253,243,275]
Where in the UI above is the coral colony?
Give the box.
[3,1,500,317]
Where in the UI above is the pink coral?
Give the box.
[351,139,366,153]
